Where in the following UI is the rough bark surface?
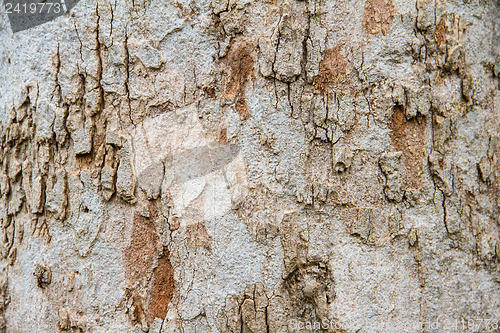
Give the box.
[0,0,499,332]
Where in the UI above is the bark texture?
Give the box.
[0,0,499,332]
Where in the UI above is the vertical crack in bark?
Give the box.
[123,30,133,125]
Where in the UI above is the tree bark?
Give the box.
[0,0,499,332]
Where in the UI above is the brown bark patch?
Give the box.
[218,127,228,142]
[390,106,426,189]
[125,201,175,325]
[313,46,350,95]
[186,222,212,248]
[363,0,395,35]
[126,209,159,283]
[204,85,216,98]
[235,98,249,120]
[435,19,447,46]
[146,251,174,324]
[223,41,254,120]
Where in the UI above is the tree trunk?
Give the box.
[0,0,499,332]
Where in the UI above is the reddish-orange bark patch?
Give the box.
[125,201,175,326]
[223,41,254,120]
[146,251,175,324]
[126,211,159,283]
[390,106,426,189]
[313,46,351,95]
